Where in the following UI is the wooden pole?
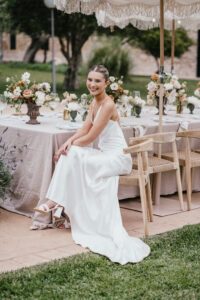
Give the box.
[171,19,175,74]
[158,0,164,138]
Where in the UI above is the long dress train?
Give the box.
[46,107,150,265]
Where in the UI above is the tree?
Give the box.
[4,0,51,63]
[127,27,194,72]
[0,0,11,61]
[55,13,98,90]
[3,0,99,89]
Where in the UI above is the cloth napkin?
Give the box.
[134,125,147,137]
[176,120,190,140]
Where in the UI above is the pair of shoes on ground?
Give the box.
[34,203,71,228]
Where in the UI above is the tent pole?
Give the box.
[171,19,175,74]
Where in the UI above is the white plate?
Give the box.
[56,122,83,131]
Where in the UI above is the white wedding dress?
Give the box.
[46,106,150,265]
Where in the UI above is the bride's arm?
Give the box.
[73,101,114,147]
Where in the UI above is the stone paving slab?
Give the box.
[0,198,200,273]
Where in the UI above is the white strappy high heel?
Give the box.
[34,203,62,214]
[53,206,64,220]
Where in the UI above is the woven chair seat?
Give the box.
[119,169,148,186]
[132,156,177,174]
[162,151,200,167]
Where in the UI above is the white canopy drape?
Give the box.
[55,1,200,30]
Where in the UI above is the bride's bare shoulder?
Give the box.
[103,97,115,109]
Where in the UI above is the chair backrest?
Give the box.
[176,130,200,165]
[124,139,153,173]
[124,138,153,154]
[129,132,178,161]
[129,132,176,145]
[176,130,200,139]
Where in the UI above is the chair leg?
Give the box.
[175,168,184,211]
[181,166,185,187]
[191,167,195,191]
[145,179,153,222]
[185,164,192,211]
[138,176,149,237]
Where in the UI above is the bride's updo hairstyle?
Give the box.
[89,65,109,82]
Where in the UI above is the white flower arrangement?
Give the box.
[109,76,115,82]
[187,96,200,108]
[62,92,78,104]
[107,75,127,103]
[35,91,46,106]
[67,101,80,112]
[194,88,200,98]
[21,72,30,84]
[3,72,56,111]
[147,73,187,106]
[39,82,51,92]
[110,83,119,91]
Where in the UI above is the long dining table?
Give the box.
[1,105,200,228]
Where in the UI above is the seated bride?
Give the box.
[35,65,150,265]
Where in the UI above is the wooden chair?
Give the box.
[129,132,184,212]
[119,139,153,237]
[162,130,200,210]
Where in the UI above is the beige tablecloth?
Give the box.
[1,106,200,229]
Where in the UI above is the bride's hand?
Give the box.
[53,139,72,162]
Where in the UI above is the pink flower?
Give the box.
[23,89,33,99]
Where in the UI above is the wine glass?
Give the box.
[49,101,59,110]
[0,94,7,116]
[133,91,141,99]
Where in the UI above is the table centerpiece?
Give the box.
[4,72,58,124]
[62,92,81,122]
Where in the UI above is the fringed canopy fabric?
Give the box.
[55,0,200,29]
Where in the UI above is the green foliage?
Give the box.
[0,159,12,199]
[0,63,199,100]
[7,62,67,74]
[0,224,200,299]
[3,0,51,37]
[128,27,194,59]
[174,27,194,58]
[88,37,131,78]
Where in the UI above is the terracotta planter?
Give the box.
[26,103,40,125]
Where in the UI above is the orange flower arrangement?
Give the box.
[151,74,159,81]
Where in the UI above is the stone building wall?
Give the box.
[2,31,199,79]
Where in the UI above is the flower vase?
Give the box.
[70,110,77,122]
[135,105,142,118]
[176,101,183,114]
[156,96,167,115]
[187,103,195,114]
[63,109,70,120]
[26,103,40,125]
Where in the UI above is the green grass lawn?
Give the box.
[0,62,199,100]
[0,224,200,299]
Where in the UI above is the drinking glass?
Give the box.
[133,91,141,99]
[49,101,59,110]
